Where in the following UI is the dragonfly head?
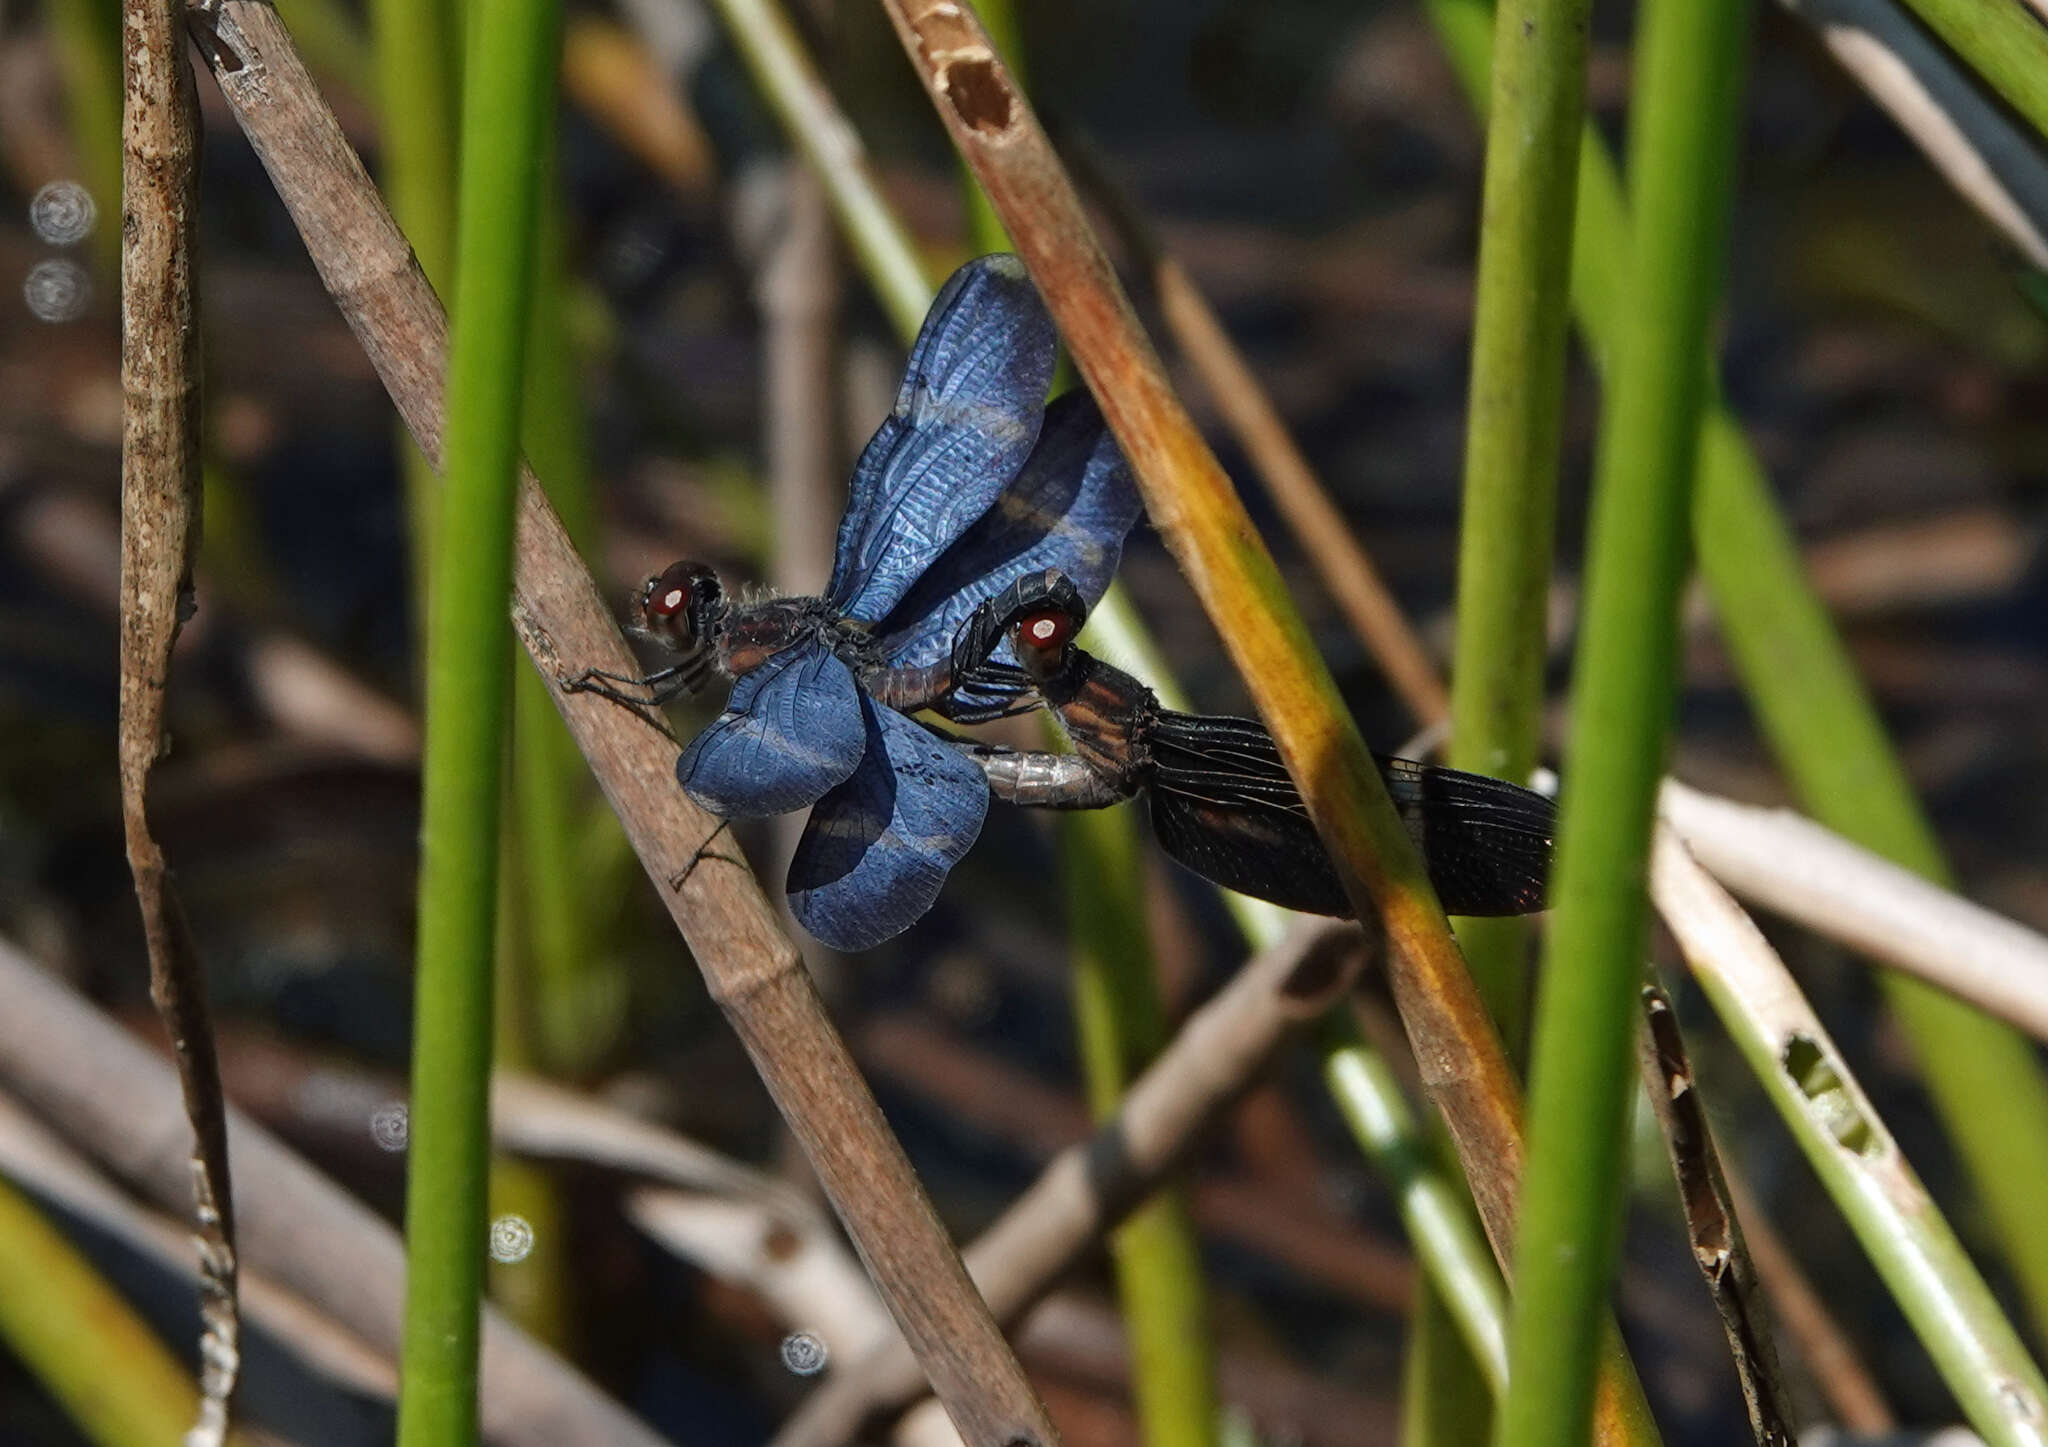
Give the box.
[634,561,729,655]
[1006,574,1087,682]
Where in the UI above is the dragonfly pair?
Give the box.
[572,255,1554,951]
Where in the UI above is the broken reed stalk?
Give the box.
[772,922,1363,1447]
[1634,984,1795,1447]
[118,1,238,1440]
[1718,1164,1896,1434]
[1649,833,2048,1447]
[186,7,1055,1443]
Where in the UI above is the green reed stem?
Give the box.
[1431,0,1592,1427]
[1448,0,1586,802]
[1498,4,1751,1445]
[398,0,561,1436]
[1426,0,2048,1348]
[1320,1019,1510,1394]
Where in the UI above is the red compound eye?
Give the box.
[648,585,688,617]
[1015,609,1074,651]
[643,562,700,619]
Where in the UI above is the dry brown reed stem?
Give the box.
[773,921,1364,1447]
[0,937,664,1447]
[1635,985,1795,1447]
[1066,141,1450,727]
[753,165,846,981]
[118,2,238,1438]
[1719,1163,1896,1433]
[874,0,1528,1273]
[757,169,841,600]
[187,6,1052,1442]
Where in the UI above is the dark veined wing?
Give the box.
[676,641,866,817]
[787,696,990,951]
[1145,712,1555,917]
[827,256,1060,624]
[1146,712,1353,916]
[875,388,1141,716]
[1375,757,1555,915]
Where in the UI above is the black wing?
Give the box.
[1375,756,1555,916]
[1146,711,1554,917]
[1145,711,1351,915]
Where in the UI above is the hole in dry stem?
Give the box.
[944,57,1013,133]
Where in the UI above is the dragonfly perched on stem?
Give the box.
[945,570,1556,918]
[565,255,1143,950]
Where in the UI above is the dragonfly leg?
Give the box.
[964,745,1132,809]
[560,661,700,707]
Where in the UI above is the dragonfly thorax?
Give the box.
[715,595,879,681]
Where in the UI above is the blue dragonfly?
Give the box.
[570,256,1142,951]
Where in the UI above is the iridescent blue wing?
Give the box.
[786,698,989,950]
[826,255,1060,623]
[676,642,866,817]
[873,388,1140,714]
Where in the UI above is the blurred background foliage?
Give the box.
[1,0,2047,1442]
